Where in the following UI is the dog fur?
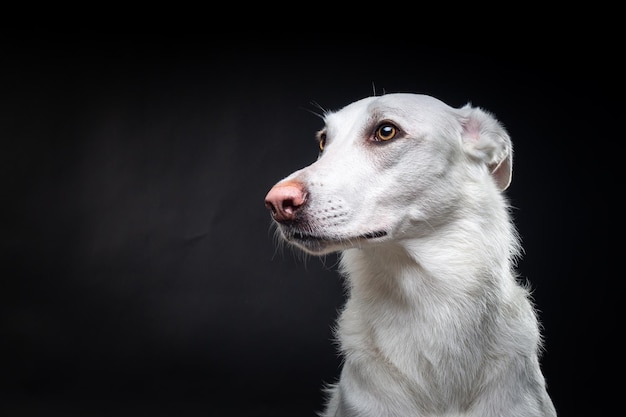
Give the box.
[264,93,556,416]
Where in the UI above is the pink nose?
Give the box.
[264,180,307,223]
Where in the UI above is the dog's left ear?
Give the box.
[458,104,513,190]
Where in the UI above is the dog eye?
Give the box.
[318,132,327,151]
[375,123,398,141]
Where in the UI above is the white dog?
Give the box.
[264,93,556,417]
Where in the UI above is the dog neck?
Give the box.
[334,212,527,396]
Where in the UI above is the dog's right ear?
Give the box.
[458,105,513,191]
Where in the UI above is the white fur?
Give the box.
[264,93,556,416]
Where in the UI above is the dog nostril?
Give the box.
[266,197,299,221]
[280,199,299,215]
[264,181,307,223]
[265,200,278,216]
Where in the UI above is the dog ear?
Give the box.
[458,105,513,190]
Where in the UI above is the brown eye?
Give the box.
[318,132,327,151]
[375,123,397,141]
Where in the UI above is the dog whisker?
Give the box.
[300,100,327,120]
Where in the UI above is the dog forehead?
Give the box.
[324,94,454,129]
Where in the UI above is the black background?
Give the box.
[1,33,618,416]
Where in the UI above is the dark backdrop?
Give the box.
[1,35,617,416]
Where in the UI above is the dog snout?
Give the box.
[264,180,307,223]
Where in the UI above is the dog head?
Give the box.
[265,93,512,255]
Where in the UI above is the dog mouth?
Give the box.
[291,230,386,241]
[282,228,388,253]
